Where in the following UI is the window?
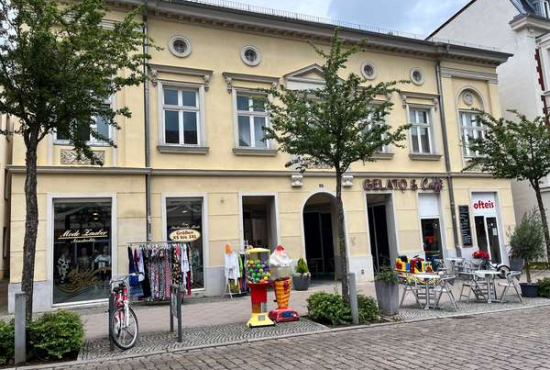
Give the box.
[410,68,425,85]
[236,94,268,148]
[53,199,112,304]
[166,198,204,290]
[460,111,485,158]
[418,193,443,263]
[241,46,261,66]
[361,62,377,80]
[543,0,550,17]
[56,101,111,145]
[365,111,390,153]
[163,87,200,146]
[408,108,432,154]
[168,35,192,58]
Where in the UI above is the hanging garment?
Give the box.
[224,252,240,281]
[127,247,144,299]
[172,245,182,286]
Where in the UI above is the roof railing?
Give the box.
[167,0,501,52]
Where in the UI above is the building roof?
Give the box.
[110,0,511,66]
[429,0,546,39]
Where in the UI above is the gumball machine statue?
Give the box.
[245,248,275,328]
[268,246,299,323]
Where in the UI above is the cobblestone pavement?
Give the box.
[23,306,550,370]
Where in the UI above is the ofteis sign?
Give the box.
[363,178,444,193]
[169,229,201,242]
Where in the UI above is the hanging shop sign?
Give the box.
[458,205,473,247]
[471,193,497,216]
[169,229,201,242]
[363,178,444,193]
[57,229,109,243]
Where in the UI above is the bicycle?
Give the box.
[109,273,141,350]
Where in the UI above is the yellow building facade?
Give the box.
[7,0,515,311]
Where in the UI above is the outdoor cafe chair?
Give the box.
[434,276,459,311]
[459,271,487,302]
[498,271,523,303]
[398,273,422,308]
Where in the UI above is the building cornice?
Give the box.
[149,64,213,89]
[440,67,499,84]
[108,0,511,67]
[7,165,500,180]
[510,13,550,33]
[222,72,279,92]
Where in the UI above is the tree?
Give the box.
[0,0,152,322]
[509,209,545,283]
[264,32,409,303]
[464,111,550,263]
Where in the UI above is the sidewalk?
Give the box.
[75,270,550,340]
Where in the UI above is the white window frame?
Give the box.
[408,107,434,155]
[460,110,486,158]
[233,90,271,149]
[161,85,202,146]
[54,96,114,146]
[544,0,550,17]
[365,110,390,154]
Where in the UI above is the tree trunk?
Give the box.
[21,145,39,324]
[335,173,349,303]
[525,259,532,284]
[533,182,550,264]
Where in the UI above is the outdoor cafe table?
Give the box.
[414,273,441,310]
[474,270,500,303]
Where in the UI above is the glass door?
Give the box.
[474,216,489,254]
[486,217,502,263]
[421,218,442,263]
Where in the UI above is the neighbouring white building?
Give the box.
[430,0,550,225]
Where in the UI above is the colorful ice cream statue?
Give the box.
[268,245,299,322]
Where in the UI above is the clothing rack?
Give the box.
[128,241,192,301]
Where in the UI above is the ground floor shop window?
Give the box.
[418,193,443,263]
[472,193,502,263]
[242,196,277,249]
[166,197,204,290]
[53,199,112,304]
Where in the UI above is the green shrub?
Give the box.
[529,262,550,271]
[538,278,550,298]
[375,267,399,284]
[296,258,309,274]
[0,319,14,365]
[307,292,351,326]
[29,310,84,360]
[357,295,381,324]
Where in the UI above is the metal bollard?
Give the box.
[14,293,26,365]
[348,273,359,325]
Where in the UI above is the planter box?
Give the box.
[292,273,311,291]
[520,283,539,298]
[374,280,399,316]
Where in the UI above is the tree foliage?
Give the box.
[0,0,153,321]
[509,209,545,283]
[0,0,150,162]
[264,31,409,302]
[464,111,550,261]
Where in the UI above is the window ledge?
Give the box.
[233,148,277,157]
[54,141,111,148]
[371,152,394,160]
[409,153,442,161]
[157,145,209,155]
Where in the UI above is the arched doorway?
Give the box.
[302,193,340,280]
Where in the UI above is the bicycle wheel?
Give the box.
[110,306,139,350]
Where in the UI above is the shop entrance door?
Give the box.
[474,216,502,263]
[367,194,397,273]
[303,193,338,280]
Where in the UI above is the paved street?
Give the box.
[29,306,550,370]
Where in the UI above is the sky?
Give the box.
[230,0,472,36]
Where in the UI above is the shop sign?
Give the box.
[363,178,443,193]
[58,229,109,243]
[471,193,497,216]
[169,229,201,242]
[459,205,473,247]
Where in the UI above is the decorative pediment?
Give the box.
[284,64,326,85]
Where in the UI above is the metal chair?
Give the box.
[434,276,459,311]
[498,271,523,303]
[459,271,487,302]
[399,273,422,308]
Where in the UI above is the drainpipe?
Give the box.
[435,53,461,257]
[143,3,152,242]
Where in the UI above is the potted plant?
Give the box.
[509,209,545,298]
[374,267,400,316]
[292,258,311,291]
